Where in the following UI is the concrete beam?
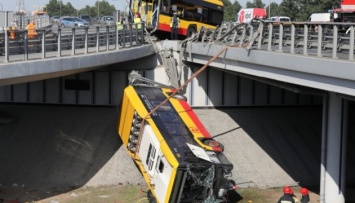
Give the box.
[183,43,355,97]
[0,45,155,86]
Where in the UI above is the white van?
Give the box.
[269,16,291,22]
[309,13,332,22]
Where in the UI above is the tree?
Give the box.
[246,0,265,8]
[46,0,116,18]
[222,0,241,21]
[46,0,61,17]
[95,0,116,18]
[79,5,97,17]
[232,1,242,21]
[62,2,77,16]
[266,2,281,18]
[279,0,299,21]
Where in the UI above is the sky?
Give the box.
[0,0,283,12]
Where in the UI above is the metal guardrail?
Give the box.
[197,21,355,61]
[0,23,145,63]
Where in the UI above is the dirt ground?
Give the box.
[0,184,320,203]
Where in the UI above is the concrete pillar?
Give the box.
[321,92,347,203]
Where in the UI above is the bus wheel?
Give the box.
[187,27,196,38]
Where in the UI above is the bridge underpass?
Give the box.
[0,63,354,202]
[1,22,355,202]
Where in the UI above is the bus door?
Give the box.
[137,125,160,183]
[153,149,173,203]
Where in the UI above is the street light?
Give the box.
[97,0,101,18]
[58,0,62,18]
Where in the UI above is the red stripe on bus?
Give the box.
[158,23,187,36]
[178,100,211,138]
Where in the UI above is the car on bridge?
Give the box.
[99,16,114,27]
[60,16,89,28]
[79,15,92,24]
[50,16,60,23]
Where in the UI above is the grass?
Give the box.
[12,184,319,203]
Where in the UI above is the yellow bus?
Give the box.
[117,74,235,203]
[129,0,224,39]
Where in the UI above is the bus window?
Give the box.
[161,0,170,14]
[202,8,209,23]
[210,10,223,25]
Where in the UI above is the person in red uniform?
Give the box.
[300,187,310,203]
[278,186,295,203]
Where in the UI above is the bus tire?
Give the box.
[187,26,196,38]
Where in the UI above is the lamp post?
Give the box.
[97,0,100,19]
[268,0,271,18]
[59,0,62,18]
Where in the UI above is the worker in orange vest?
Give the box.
[8,26,17,39]
[26,20,37,38]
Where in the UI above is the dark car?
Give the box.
[79,15,91,24]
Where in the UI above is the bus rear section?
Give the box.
[130,0,224,39]
[117,77,235,203]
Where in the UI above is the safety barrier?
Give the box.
[197,21,355,61]
[0,22,145,63]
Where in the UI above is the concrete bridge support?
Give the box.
[321,92,348,203]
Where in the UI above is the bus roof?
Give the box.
[183,0,223,10]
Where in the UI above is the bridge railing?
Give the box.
[198,21,355,61]
[0,22,145,63]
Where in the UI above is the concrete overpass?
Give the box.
[1,22,355,202]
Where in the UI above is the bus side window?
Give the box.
[161,0,170,14]
[146,143,157,171]
[156,156,164,173]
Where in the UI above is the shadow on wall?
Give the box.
[0,104,124,201]
[219,105,323,186]
[213,102,355,197]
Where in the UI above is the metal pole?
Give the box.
[97,0,100,18]
[115,24,119,50]
[268,0,271,18]
[106,26,109,51]
[59,0,62,18]
[290,23,295,54]
[303,24,308,56]
[129,23,133,47]
[24,30,28,61]
[42,30,46,59]
[349,25,354,61]
[96,26,100,52]
[85,27,88,54]
[72,27,75,55]
[267,23,273,51]
[320,94,328,203]
[332,24,338,59]
[278,23,283,52]
[317,25,323,57]
[4,11,9,62]
[57,28,62,57]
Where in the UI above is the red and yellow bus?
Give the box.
[130,0,224,39]
[117,73,235,203]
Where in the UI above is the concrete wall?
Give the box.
[0,65,322,107]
